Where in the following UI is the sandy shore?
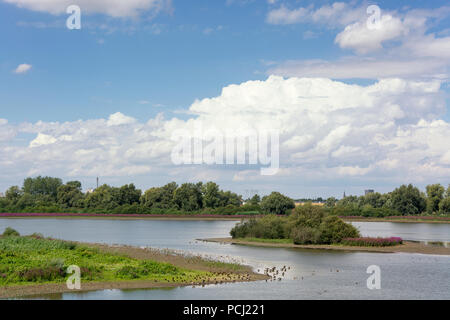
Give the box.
[0,242,267,299]
[202,238,450,256]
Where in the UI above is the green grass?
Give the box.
[0,235,220,286]
[239,237,293,244]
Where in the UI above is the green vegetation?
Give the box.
[2,227,20,237]
[230,203,360,245]
[325,184,450,217]
[0,177,261,215]
[1,177,449,218]
[0,230,228,287]
[239,238,292,244]
[260,192,295,215]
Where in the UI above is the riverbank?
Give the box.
[202,238,450,255]
[0,236,266,299]
[0,213,253,221]
[342,216,450,224]
[2,213,450,223]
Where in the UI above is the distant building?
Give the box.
[85,188,95,194]
[0,192,4,198]
[365,189,375,195]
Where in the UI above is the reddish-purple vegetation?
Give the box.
[341,215,450,221]
[341,237,403,247]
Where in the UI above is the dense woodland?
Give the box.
[0,176,449,216]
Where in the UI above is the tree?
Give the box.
[439,197,450,214]
[390,184,426,215]
[84,184,118,209]
[363,192,386,208]
[426,184,445,214]
[23,176,62,200]
[117,184,141,205]
[173,183,203,211]
[16,193,36,209]
[260,192,295,215]
[249,194,261,205]
[324,197,337,208]
[5,186,22,203]
[57,181,84,208]
[141,182,177,209]
[218,190,242,207]
[336,195,358,207]
[439,186,450,214]
[202,182,221,208]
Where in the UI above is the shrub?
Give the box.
[230,215,286,239]
[318,216,360,244]
[48,258,65,269]
[291,203,326,228]
[30,232,44,239]
[116,261,179,279]
[18,266,65,282]
[292,226,321,245]
[116,265,142,279]
[2,227,20,237]
[230,207,361,245]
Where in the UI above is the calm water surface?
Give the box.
[1,218,449,300]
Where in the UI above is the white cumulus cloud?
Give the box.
[2,0,172,18]
[1,76,449,192]
[13,63,32,74]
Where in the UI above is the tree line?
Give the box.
[326,184,450,216]
[0,177,251,215]
[0,176,449,216]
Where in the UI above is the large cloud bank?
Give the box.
[1,76,449,189]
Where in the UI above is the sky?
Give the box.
[0,0,449,198]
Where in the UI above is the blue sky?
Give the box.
[0,0,338,123]
[0,0,449,197]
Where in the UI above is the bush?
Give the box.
[230,206,361,245]
[48,258,65,269]
[30,232,44,239]
[115,261,179,279]
[2,227,20,237]
[18,266,65,282]
[318,216,360,244]
[230,215,287,239]
[292,226,321,245]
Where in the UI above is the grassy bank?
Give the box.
[204,238,450,255]
[0,232,265,298]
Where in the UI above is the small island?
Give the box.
[0,228,266,299]
[201,204,450,256]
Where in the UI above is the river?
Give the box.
[1,218,449,300]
